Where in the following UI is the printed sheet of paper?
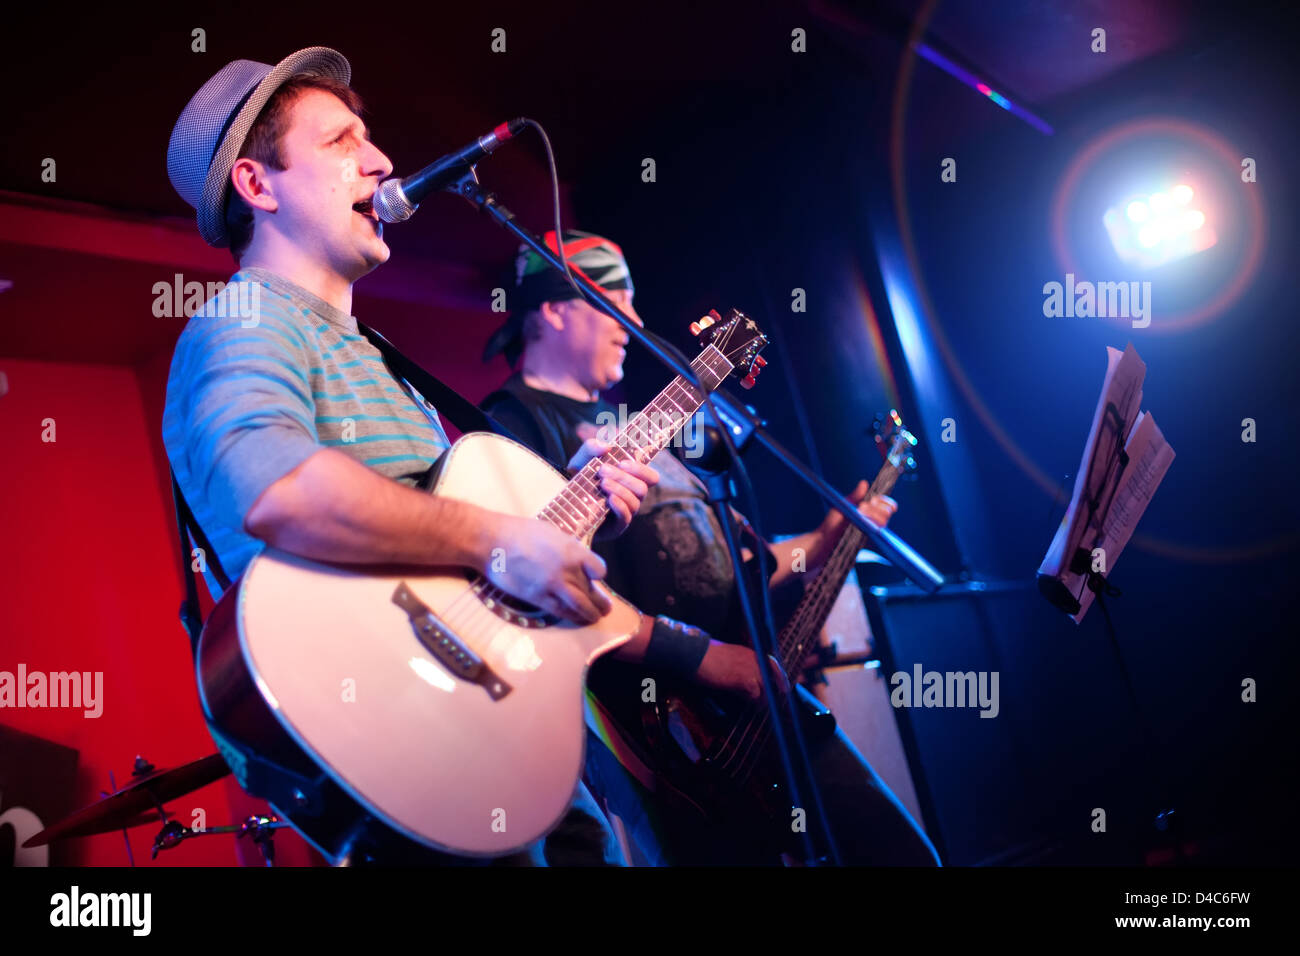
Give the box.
[1038,343,1174,622]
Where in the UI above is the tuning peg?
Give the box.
[689,314,718,336]
[752,355,767,369]
[740,372,757,389]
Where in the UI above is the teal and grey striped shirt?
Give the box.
[163,267,451,596]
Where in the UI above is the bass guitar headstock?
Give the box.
[872,409,919,475]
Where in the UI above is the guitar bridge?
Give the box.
[392,583,512,701]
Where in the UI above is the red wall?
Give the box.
[1,315,513,868]
[0,357,318,866]
[0,194,523,867]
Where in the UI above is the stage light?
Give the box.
[1103,182,1216,268]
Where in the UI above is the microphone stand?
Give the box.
[447,168,944,865]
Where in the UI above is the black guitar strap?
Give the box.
[172,470,231,655]
[358,321,518,441]
[172,323,518,651]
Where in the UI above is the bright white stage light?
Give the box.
[1104,182,1215,268]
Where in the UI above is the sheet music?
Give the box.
[1037,344,1175,622]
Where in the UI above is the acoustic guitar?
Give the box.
[196,309,769,861]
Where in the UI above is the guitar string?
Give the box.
[717,463,903,781]
[432,390,688,636]
[716,459,901,778]
[434,347,731,657]
[719,512,866,769]
[398,344,736,686]
[465,372,708,616]
[713,529,865,780]
[709,454,905,780]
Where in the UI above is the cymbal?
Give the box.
[23,753,231,847]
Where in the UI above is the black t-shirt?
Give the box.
[480,373,798,640]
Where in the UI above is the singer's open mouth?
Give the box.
[352,198,382,235]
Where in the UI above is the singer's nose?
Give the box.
[363,140,394,181]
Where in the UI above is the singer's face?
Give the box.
[550,289,643,392]
[264,89,394,278]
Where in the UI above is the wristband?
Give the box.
[643,614,712,678]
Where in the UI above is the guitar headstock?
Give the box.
[872,409,919,474]
[690,308,769,389]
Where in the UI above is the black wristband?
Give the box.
[643,615,712,678]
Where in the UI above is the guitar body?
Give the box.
[633,682,838,861]
[197,433,639,861]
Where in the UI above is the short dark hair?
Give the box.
[223,74,364,260]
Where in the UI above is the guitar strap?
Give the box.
[171,470,231,655]
[357,321,517,441]
[172,324,519,651]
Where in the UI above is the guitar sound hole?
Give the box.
[465,571,559,627]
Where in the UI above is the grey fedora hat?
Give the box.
[167,46,351,247]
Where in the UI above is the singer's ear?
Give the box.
[230,158,279,214]
[538,300,566,333]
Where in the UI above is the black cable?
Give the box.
[522,119,579,293]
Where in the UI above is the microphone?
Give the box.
[373,118,527,223]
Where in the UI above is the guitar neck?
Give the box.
[776,457,906,675]
[538,345,732,539]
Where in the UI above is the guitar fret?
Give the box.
[776,449,911,671]
[542,510,576,536]
[536,344,735,532]
[554,495,586,526]
[571,490,601,522]
[627,418,654,450]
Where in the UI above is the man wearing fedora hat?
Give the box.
[162,47,660,865]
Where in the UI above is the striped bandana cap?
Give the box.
[483,230,633,364]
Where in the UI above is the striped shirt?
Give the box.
[163,267,451,596]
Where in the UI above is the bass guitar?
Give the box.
[626,411,918,860]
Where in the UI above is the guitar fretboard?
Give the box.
[776,452,907,675]
[538,346,732,538]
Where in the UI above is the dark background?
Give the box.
[1,0,1295,865]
